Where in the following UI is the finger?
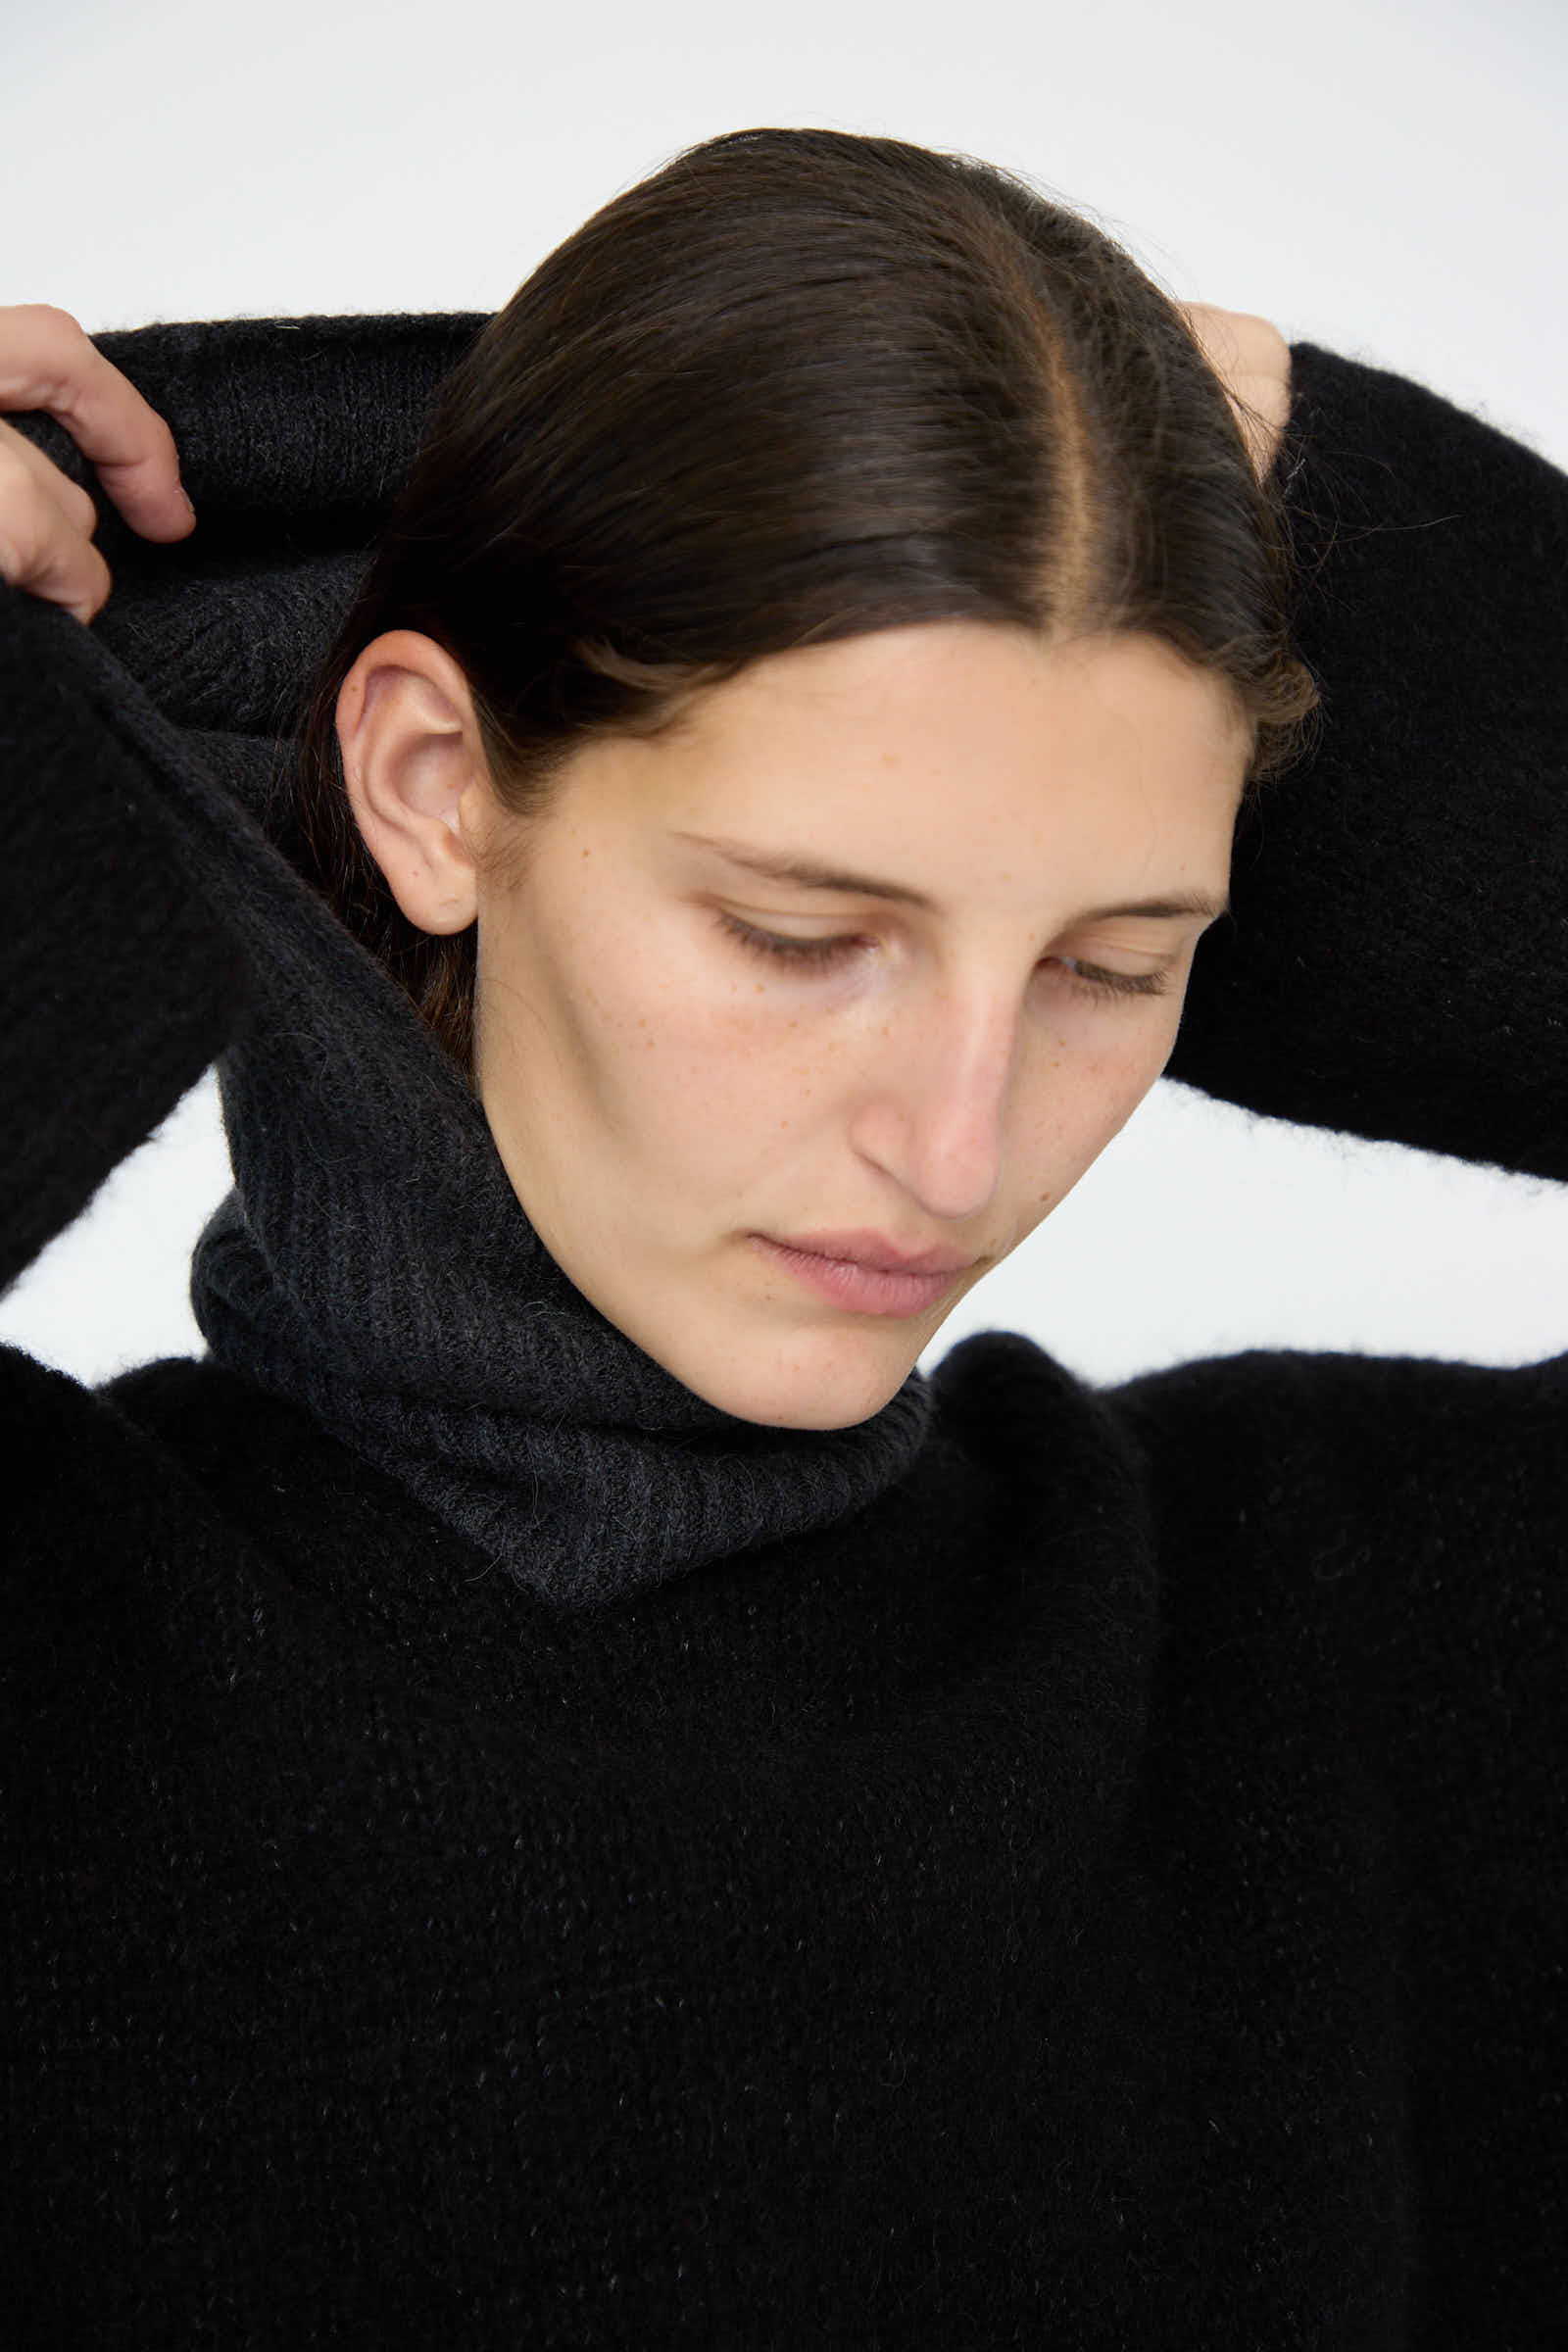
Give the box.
[1230,373,1292,481]
[0,304,195,542]
[1177,304,1291,480]
[0,423,115,622]
[1,411,101,537]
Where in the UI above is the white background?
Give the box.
[2,0,1564,1390]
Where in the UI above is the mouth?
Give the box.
[751,1230,979,1320]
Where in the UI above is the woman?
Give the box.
[2,128,1563,2344]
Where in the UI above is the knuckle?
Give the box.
[80,546,112,615]
[4,306,110,429]
[0,424,90,526]
[0,499,41,587]
[12,301,86,343]
[0,450,106,611]
[146,409,181,468]
[1234,312,1288,360]
[68,476,99,531]
[0,434,38,503]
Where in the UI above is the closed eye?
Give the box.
[1047,957,1170,1001]
[714,911,868,969]
[716,911,1170,1002]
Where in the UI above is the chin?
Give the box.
[734,1390,903,1433]
[674,1336,920,1432]
[585,1264,935,1430]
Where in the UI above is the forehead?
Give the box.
[574,621,1250,907]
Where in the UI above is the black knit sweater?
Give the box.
[2,320,1564,2347]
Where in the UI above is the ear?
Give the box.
[336,629,494,935]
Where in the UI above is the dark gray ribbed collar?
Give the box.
[78,316,932,1612]
[187,818,932,1612]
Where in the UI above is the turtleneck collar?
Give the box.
[73,314,933,1612]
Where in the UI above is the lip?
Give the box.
[776,1229,978,1277]
[752,1230,979,1320]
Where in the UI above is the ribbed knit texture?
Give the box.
[3,318,1563,2347]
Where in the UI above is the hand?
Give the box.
[1177,302,1292,483]
[0,304,194,625]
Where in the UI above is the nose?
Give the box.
[847,983,1019,1225]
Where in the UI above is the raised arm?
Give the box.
[0,306,244,1294]
[1169,342,1568,1183]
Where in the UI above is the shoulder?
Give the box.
[1109,1346,1568,1725]
[0,1345,366,1668]
[935,1323,1566,1625]
[1113,1341,1566,1508]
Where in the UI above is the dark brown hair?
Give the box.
[290,127,1317,1072]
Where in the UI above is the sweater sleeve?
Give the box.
[1167,344,1568,1183]
[0,581,248,1298]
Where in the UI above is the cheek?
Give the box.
[558,927,850,1178]
[1012,1016,1179,1218]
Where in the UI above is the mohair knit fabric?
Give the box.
[2,319,1564,2345]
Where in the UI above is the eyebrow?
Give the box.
[676,833,1229,924]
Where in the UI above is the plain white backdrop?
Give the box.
[2,0,1564,1390]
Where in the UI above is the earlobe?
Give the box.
[336,630,489,937]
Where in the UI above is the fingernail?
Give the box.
[179,486,197,523]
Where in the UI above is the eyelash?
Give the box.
[714,911,1169,1000]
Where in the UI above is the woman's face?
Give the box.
[463,623,1248,1428]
